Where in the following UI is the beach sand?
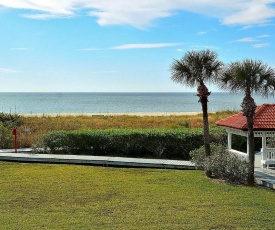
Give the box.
[22,112,202,117]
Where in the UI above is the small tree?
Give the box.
[170,50,223,177]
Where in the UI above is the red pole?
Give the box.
[15,133,17,153]
[12,129,17,153]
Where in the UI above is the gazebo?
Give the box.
[216,104,275,168]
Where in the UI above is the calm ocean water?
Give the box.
[0,92,274,114]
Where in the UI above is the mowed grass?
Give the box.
[0,162,274,229]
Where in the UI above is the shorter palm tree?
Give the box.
[171,50,223,177]
[218,59,275,185]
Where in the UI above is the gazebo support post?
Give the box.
[261,133,266,168]
[246,133,249,156]
[228,131,232,150]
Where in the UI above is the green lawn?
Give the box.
[0,162,274,229]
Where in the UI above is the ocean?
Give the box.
[0,92,274,115]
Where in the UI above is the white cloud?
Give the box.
[191,45,221,50]
[0,68,20,74]
[257,34,270,38]
[222,2,275,26]
[0,1,275,27]
[10,47,31,51]
[22,13,72,20]
[90,70,117,74]
[0,0,75,17]
[232,34,270,46]
[252,43,270,48]
[79,43,181,50]
[78,48,103,51]
[87,1,172,28]
[111,43,181,49]
[233,37,258,42]
[198,31,206,35]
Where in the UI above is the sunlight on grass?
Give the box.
[0,162,274,229]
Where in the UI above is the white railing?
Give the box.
[261,148,275,168]
[229,149,248,161]
[262,148,275,161]
[228,148,275,168]
[229,149,261,167]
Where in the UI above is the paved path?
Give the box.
[1,149,274,190]
[255,168,275,190]
[0,149,194,170]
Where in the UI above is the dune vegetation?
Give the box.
[15,110,237,148]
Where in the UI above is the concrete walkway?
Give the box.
[255,168,275,190]
[0,149,274,190]
[0,149,194,170]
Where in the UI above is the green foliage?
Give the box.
[190,144,249,184]
[171,49,223,86]
[0,124,13,148]
[219,59,275,97]
[0,113,20,148]
[33,128,227,160]
[0,112,22,128]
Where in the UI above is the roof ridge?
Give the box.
[254,104,266,118]
[255,104,275,118]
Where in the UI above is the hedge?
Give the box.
[32,128,227,160]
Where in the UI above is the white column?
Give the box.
[227,131,232,150]
[262,132,266,149]
[261,132,266,161]
[246,133,249,155]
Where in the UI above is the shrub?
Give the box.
[189,144,207,170]
[0,113,21,149]
[190,144,249,184]
[0,124,13,149]
[32,128,227,160]
[0,113,22,128]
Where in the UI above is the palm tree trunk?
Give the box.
[247,116,255,186]
[241,93,256,186]
[201,96,211,157]
[197,83,211,177]
[200,95,211,177]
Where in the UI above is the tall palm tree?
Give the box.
[218,59,275,185]
[171,50,223,177]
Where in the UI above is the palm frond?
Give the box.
[218,59,275,97]
[170,49,223,88]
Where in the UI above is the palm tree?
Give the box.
[171,50,223,177]
[218,59,275,185]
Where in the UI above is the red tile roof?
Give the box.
[216,104,275,130]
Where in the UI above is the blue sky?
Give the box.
[0,0,275,92]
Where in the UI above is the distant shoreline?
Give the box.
[1,92,254,115]
[22,112,202,117]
